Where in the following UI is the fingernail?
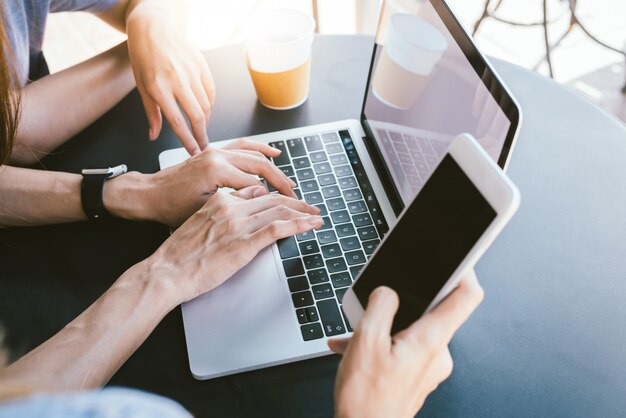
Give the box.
[253,187,267,198]
[291,191,299,199]
[308,216,323,226]
[149,128,155,140]
[311,205,321,214]
[289,179,297,188]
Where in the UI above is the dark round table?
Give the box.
[1,35,625,418]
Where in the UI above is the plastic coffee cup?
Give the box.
[372,14,447,109]
[244,9,316,110]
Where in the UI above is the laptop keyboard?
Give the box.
[267,130,389,341]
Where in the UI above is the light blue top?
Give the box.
[1,0,118,85]
[0,387,192,418]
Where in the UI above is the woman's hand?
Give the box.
[104,139,296,227]
[125,3,215,155]
[329,271,484,418]
[147,186,323,304]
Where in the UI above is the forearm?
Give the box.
[0,166,151,227]
[3,261,180,390]
[11,42,134,166]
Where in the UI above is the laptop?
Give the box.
[159,0,521,380]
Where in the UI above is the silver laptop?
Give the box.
[159,0,521,380]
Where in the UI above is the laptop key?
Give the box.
[353,213,373,227]
[334,165,352,177]
[337,224,356,238]
[322,132,340,143]
[269,141,290,166]
[308,268,329,284]
[305,306,319,322]
[315,204,328,216]
[319,216,332,231]
[292,290,314,308]
[304,192,323,205]
[283,258,305,277]
[296,230,315,241]
[350,264,365,279]
[280,165,295,177]
[322,185,341,199]
[299,240,319,256]
[296,308,308,324]
[336,288,348,304]
[296,168,315,181]
[345,250,366,266]
[331,210,350,224]
[287,138,306,158]
[288,276,309,292]
[326,143,343,154]
[301,180,319,193]
[304,254,324,270]
[277,236,299,259]
[348,200,367,214]
[293,157,311,169]
[317,299,347,337]
[310,151,328,163]
[326,198,346,212]
[326,257,347,273]
[313,162,332,174]
[362,239,380,255]
[357,226,377,241]
[317,230,337,244]
[343,188,363,202]
[312,283,334,300]
[301,323,324,341]
[304,135,323,151]
[331,272,352,288]
[293,189,303,200]
[339,236,360,251]
[318,173,336,186]
[321,243,342,258]
[330,154,349,166]
[338,176,357,189]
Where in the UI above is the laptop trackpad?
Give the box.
[181,247,302,379]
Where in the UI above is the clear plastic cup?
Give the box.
[244,9,316,110]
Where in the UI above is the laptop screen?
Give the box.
[361,0,519,208]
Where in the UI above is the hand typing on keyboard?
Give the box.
[146,185,322,304]
[330,271,484,418]
[130,139,298,226]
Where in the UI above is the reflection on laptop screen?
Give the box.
[364,0,512,205]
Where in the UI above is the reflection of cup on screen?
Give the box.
[244,10,315,110]
[372,14,447,109]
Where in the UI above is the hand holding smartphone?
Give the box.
[343,134,520,333]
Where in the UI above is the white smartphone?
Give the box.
[343,133,520,334]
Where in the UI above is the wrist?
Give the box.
[102,171,152,221]
[116,259,182,315]
[137,255,189,307]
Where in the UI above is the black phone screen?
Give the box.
[352,154,496,333]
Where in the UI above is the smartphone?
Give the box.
[342,134,520,334]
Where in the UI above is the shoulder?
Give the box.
[0,387,191,418]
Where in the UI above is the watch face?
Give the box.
[81,165,127,178]
[81,168,111,176]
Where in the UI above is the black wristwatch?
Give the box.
[81,164,128,221]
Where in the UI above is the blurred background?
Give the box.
[44,0,626,123]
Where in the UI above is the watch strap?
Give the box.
[81,173,111,221]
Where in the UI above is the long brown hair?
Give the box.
[0,14,20,165]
